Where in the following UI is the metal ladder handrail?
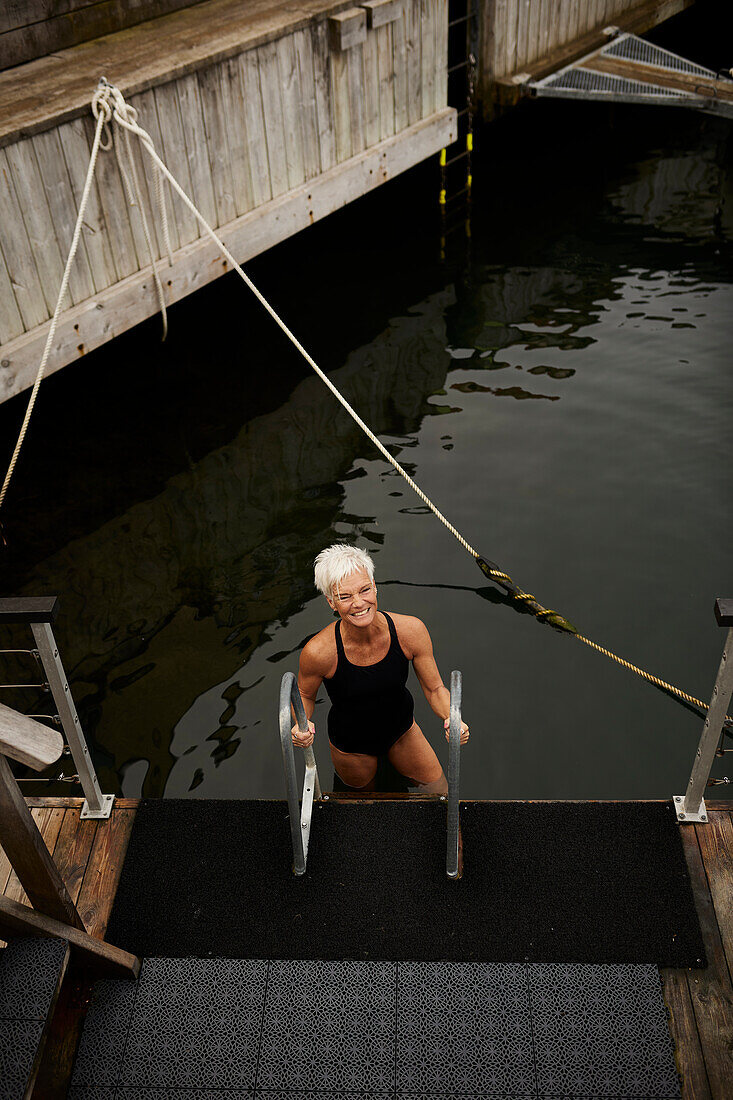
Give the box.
[674,599,733,823]
[279,669,464,876]
[0,597,114,819]
[446,670,463,879]
[279,671,322,875]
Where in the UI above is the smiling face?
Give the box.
[327,568,378,629]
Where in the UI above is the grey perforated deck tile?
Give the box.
[69,960,681,1099]
[0,937,69,1100]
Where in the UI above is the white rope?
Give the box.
[101,82,480,559]
[0,91,112,513]
[111,99,168,339]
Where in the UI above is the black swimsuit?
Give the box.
[325,612,414,755]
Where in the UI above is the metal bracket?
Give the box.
[673,795,708,824]
[81,793,115,820]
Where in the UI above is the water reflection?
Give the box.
[2,107,731,801]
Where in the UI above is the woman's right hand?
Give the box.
[291,719,315,748]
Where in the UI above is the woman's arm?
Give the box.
[290,638,326,747]
[403,616,469,744]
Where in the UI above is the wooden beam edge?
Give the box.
[0,0,368,149]
[0,108,457,401]
[0,895,140,978]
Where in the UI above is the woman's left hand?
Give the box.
[444,717,470,745]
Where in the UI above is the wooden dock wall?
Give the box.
[0,0,453,404]
[0,0,211,70]
[481,0,693,98]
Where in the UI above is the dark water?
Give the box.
[1,87,731,801]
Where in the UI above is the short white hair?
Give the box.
[314,544,375,599]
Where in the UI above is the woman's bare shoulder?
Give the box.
[386,612,431,657]
[300,622,337,675]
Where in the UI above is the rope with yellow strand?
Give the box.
[474,556,730,720]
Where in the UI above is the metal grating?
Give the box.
[529,32,733,118]
[543,66,691,99]
[603,33,716,78]
[69,958,682,1098]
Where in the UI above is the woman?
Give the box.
[292,544,469,792]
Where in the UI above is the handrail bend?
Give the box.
[279,672,322,875]
[446,670,462,879]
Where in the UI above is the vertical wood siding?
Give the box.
[488,0,662,79]
[0,0,447,348]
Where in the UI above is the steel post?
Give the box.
[30,623,113,819]
[279,673,306,874]
[446,670,462,879]
[676,626,733,823]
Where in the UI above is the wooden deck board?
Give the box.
[660,809,733,1100]
[0,0,361,149]
[0,797,137,946]
[1,796,730,1093]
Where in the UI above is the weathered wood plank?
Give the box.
[362,0,402,28]
[175,72,218,233]
[659,965,712,1100]
[0,0,355,149]
[278,33,307,191]
[4,138,69,319]
[50,808,98,906]
[420,0,436,118]
[391,5,408,132]
[405,0,421,124]
[377,24,395,141]
[0,238,25,345]
[0,893,140,978]
[0,0,213,71]
[435,0,447,110]
[347,41,366,156]
[239,49,272,206]
[329,9,367,52]
[31,127,95,306]
[23,797,140,808]
[0,108,456,401]
[3,807,66,910]
[0,146,49,330]
[491,0,508,78]
[77,806,136,939]
[153,79,201,244]
[0,772,83,929]
[679,824,733,1098]
[697,812,733,986]
[218,56,254,217]
[514,0,530,69]
[60,117,117,293]
[258,39,290,197]
[330,48,352,162]
[81,114,140,283]
[362,14,381,148]
[127,87,178,263]
[294,28,321,180]
[0,704,63,770]
[196,66,236,230]
[583,54,733,103]
[504,0,520,75]
[312,19,336,173]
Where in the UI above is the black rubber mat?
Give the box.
[105,800,705,966]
